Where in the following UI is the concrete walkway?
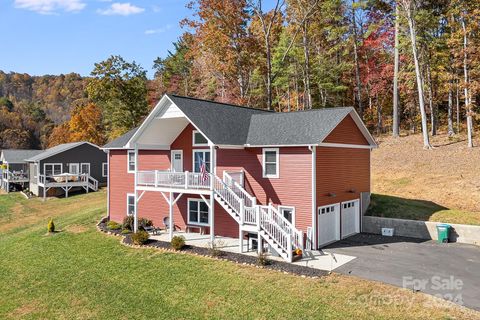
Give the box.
[151,231,356,272]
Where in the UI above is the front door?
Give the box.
[171,150,183,172]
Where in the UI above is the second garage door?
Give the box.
[341,199,360,239]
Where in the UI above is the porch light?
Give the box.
[349,188,356,193]
[328,192,336,197]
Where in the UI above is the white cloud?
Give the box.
[145,25,172,35]
[97,2,144,16]
[14,0,86,14]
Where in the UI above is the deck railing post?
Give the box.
[239,198,245,225]
[256,206,261,231]
[185,171,189,189]
[154,170,158,187]
[287,233,293,262]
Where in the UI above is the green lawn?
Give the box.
[367,193,480,225]
[0,191,477,319]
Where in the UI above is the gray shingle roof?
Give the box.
[1,149,43,163]
[103,127,139,149]
[167,94,271,146]
[102,94,368,148]
[246,107,353,145]
[26,142,96,162]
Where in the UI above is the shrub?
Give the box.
[121,229,131,235]
[131,231,149,245]
[122,216,153,231]
[47,219,55,233]
[107,221,121,230]
[122,216,134,230]
[257,251,270,266]
[207,239,225,257]
[171,235,186,251]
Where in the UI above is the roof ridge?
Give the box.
[168,94,275,113]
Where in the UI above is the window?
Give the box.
[69,163,79,175]
[192,130,208,146]
[127,150,135,173]
[33,163,37,178]
[80,163,90,175]
[127,194,135,216]
[262,148,279,178]
[102,163,108,177]
[279,206,295,226]
[319,205,336,215]
[44,163,62,176]
[188,199,209,225]
[193,150,211,173]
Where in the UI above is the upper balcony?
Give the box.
[136,170,211,193]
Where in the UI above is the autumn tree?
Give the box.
[86,55,148,139]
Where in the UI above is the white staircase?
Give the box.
[212,173,303,262]
[88,176,98,191]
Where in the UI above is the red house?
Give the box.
[103,94,377,262]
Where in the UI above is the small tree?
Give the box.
[47,219,55,233]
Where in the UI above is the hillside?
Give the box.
[0,191,477,319]
[371,132,480,224]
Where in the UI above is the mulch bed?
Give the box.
[97,218,328,278]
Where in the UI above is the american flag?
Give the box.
[200,159,209,182]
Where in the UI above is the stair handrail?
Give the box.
[267,204,304,251]
[212,174,244,220]
[258,206,292,261]
[88,175,98,191]
[223,172,256,208]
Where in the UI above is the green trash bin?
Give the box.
[436,224,451,243]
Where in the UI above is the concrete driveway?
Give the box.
[324,234,480,311]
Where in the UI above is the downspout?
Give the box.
[106,150,110,219]
[308,145,317,249]
[133,145,139,232]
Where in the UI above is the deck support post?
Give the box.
[209,191,215,245]
[169,191,174,241]
[239,228,244,253]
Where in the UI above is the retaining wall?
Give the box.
[362,216,480,246]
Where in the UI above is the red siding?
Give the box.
[108,125,239,238]
[323,114,369,145]
[217,147,312,232]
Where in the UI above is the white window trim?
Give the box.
[126,193,135,216]
[192,149,211,173]
[187,198,210,226]
[44,163,63,176]
[33,163,38,178]
[127,150,135,173]
[170,150,184,172]
[80,163,91,175]
[192,130,209,147]
[69,163,79,175]
[262,148,279,178]
[102,163,108,177]
[279,205,296,227]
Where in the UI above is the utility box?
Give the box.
[382,228,394,237]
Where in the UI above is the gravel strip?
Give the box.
[98,221,327,278]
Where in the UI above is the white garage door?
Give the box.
[341,199,360,239]
[318,203,340,248]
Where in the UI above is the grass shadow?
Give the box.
[366,193,448,221]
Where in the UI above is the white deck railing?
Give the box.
[137,170,210,190]
[224,172,256,224]
[39,173,88,186]
[2,170,29,182]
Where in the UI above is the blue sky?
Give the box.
[0,1,193,78]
